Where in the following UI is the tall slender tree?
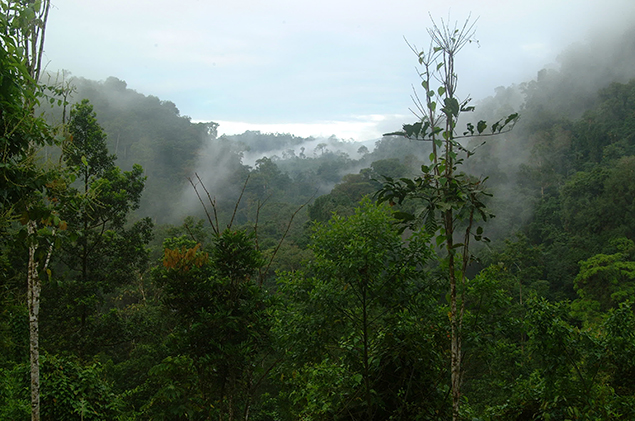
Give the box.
[46,99,151,354]
[0,2,53,420]
[377,16,518,420]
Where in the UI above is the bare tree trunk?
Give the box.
[19,2,52,419]
[445,209,461,421]
[361,274,373,420]
[451,321,461,421]
[27,221,41,421]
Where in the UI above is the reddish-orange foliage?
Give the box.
[163,243,209,271]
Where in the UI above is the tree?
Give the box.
[151,230,271,420]
[0,2,56,419]
[274,200,445,419]
[519,298,618,419]
[307,173,378,223]
[377,17,518,420]
[245,157,291,201]
[65,99,116,193]
[571,238,635,324]
[357,145,369,156]
[44,99,152,356]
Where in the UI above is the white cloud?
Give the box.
[215,114,408,141]
[45,0,635,138]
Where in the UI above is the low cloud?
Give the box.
[214,114,408,142]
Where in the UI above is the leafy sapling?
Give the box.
[376,15,519,421]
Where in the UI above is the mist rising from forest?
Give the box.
[450,23,635,242]
[44,22,635,227]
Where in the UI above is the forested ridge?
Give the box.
[2,4,635,420]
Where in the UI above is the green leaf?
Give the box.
[504,113,519,125]
[421,121,430,136]
[442,97,460,118]
[383,131,406,137]
[400,178,415,189]
[437,86,446,96]
[412,121,422,137]
[477,120,487,134]
[393,211,415,222]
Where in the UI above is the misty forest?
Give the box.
[3,2,635,420]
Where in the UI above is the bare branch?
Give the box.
[187,175,218,237]
[409,85,426,119]
[228,174,250,230]
[258,190,317,285]
[195,173,220,237]
[34,1,51,81]
[253,195,272,253]
[183,221,199,243]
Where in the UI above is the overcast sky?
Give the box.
[44,0,635,141]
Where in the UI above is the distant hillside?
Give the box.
[38,25,635,228]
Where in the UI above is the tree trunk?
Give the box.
[445,209,461,421]
[361,275,373,420]
[27,221,41,421]
[23,3,51,419]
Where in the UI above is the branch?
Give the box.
[228,174,250,230]
[384,125,517,141]
[86,221,107,257]
[409,85,426,119]
[188,174,218,237]
[195,173,221,236]
[34,0,51,81]
[42,227,56,273]
[253,195,272,253]
[183,221,199,243]
[258,190,316,285]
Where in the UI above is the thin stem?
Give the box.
[228,174,250,230]
[187,176,218,237]
[195,173,221,236]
